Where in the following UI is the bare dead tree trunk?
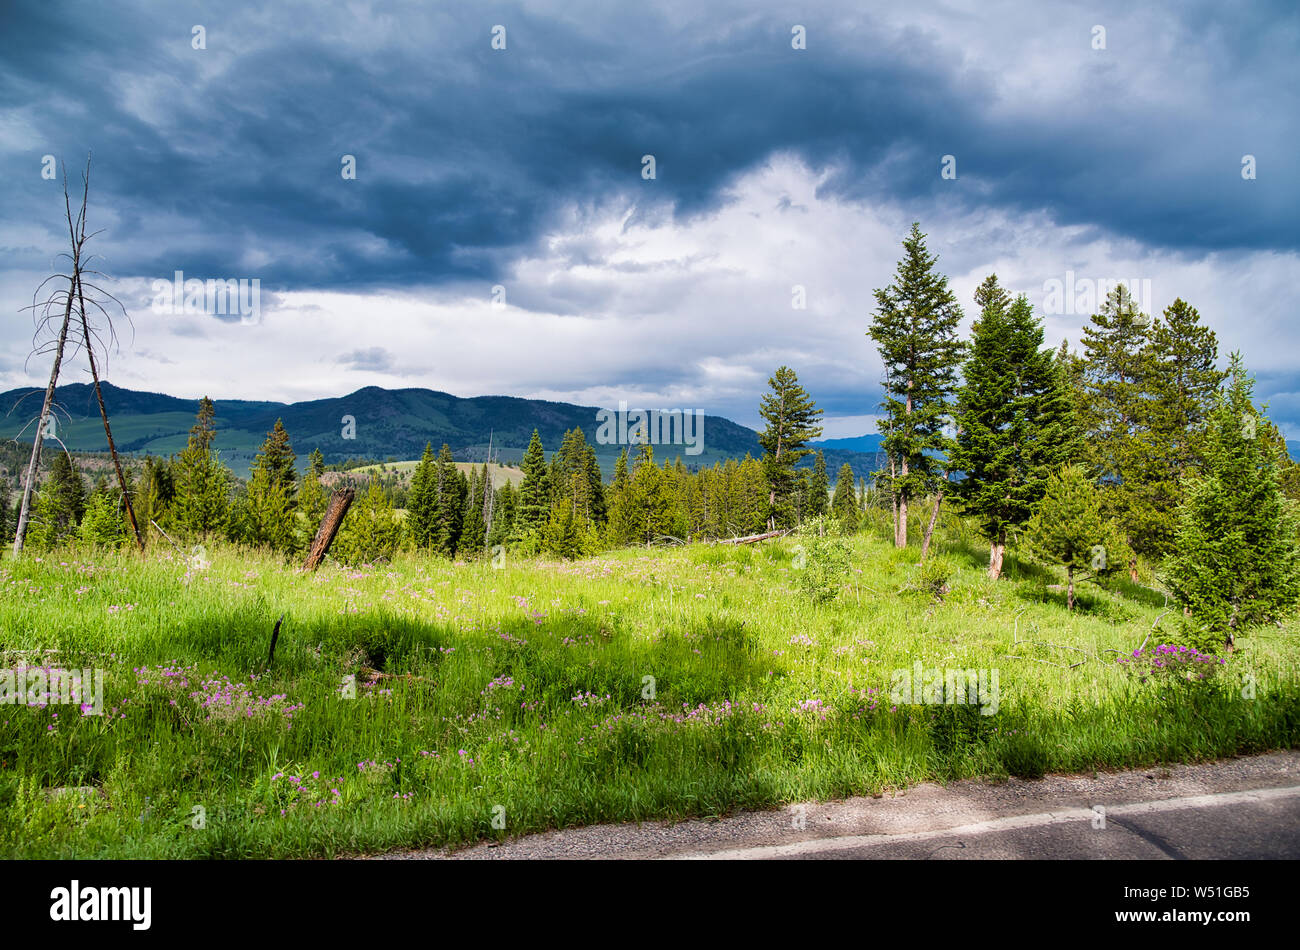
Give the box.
[12,310,70,557]
[302,488,355,570]
[919,488,943,563]
[13,164,86,557]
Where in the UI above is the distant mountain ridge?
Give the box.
[0,382,881,480]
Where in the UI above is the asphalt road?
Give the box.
[373,750,1300,860]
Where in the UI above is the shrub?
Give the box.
[912,554,956,601]
[793,518,853,603]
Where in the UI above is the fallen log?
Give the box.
[302,488,355,571]
[717,529,791,545]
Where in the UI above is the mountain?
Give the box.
[0,382,882,481]
[812,434,884,455]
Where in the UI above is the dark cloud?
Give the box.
[1,0,1295,297]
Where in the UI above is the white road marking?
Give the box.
[672,784,1300,860]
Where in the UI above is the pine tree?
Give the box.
[606,449,637,545]
[407,442,439,551]
[726,455,769,535]
[257,419,297,499]
[514,430,550,540]
[629,443,672,544]
[460,464,487,555]
[80,479,125,548]
[1132,299,1226,556]
[135,455,174,539]
[433,445,464,557]
[29,453,86,549]
[831,462,858,528]
[757,366,824,530]
[490,481,516,546]
[584,444,606,525]
[1023,465,1129,610]
[1168,354,1300,652]
[333,478,402,565]
[868,223,965,548]
[296,462,329,552]
[952,277,1079,578]
[237,420,298,552]
[172,397,230,537]
[1081,285,1151,557]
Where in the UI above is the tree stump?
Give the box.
[302,488,355,571]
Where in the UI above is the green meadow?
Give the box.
[1,512,1297,858]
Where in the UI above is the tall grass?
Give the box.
[1,528,1296,857]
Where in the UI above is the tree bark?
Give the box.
[302,488,354,570]
[1067,565,1076,610]
[988,540,1005,580]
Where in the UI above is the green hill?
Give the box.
[0,381,882,481]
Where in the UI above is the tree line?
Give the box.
[867,223,1300,649]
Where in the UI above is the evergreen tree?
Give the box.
[808,451,829,518]
[296,464,329,552]
[136,455,175,535]
[29,453,86,549]
[407,442,439,551]
[1168,355,1300,652]
[460,464,487,555]
[333,478,402,565]
[1132,299,1226,555]
[490,481,517,546]
[514,430,550,540]
[237,421,298,552]
[433,445,464,557]
[757,366,823,530]
[257,419,297,498]
[868,223,965,548]
[1081,285,1151,557]
[172,397,230,537]
[584,444,607,525]
[629,444,672,544]
[1023,465,1129,610]
[951,277,1079,578]
[831,462,858,527]
[550,428,601,526]
[740,455,770,534]
[80,479,126,548]
[606,449,637,545]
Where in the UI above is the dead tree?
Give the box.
[13,155,143,555]
[302,488,355,570]
[12,163,84,556]
[67,159,144,551]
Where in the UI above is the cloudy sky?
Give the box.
[1,0,1297,437]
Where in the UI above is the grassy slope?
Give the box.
[1,515,1296,858]
[346,460,524,489]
